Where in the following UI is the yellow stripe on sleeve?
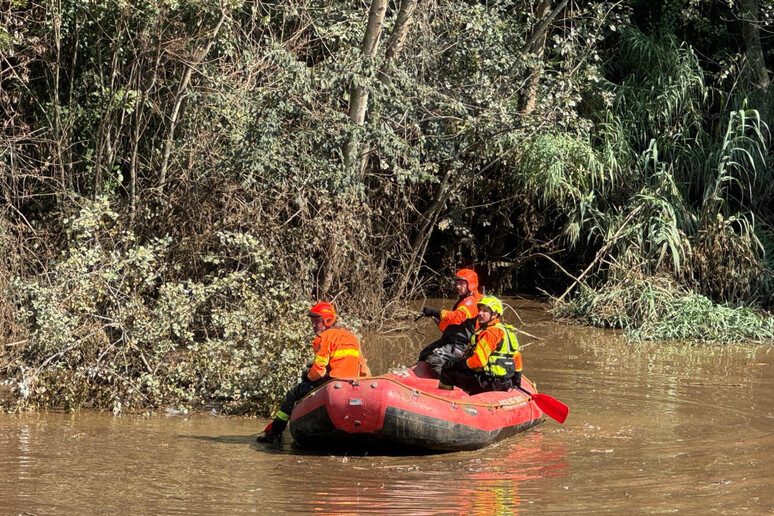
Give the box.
[330,349,360,358]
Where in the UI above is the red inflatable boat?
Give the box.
[289,362,567,452]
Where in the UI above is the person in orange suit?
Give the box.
[417,268,483,376]
[257,302,369,444]
[438,296,522,394]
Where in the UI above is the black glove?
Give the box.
[422,306,442,319]
[512,371,522,389]
[452,357,470,370]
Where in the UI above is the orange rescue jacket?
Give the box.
[438,290,484,332]
[465,320,522,376]
[308,327,367,381]
[466,324,505,370]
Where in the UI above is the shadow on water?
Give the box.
[176,433,294,455]
[176,432,453,456]
[176,434,256,445]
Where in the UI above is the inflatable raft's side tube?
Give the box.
[290,405,350,448]
[380,406,542,451]
[291,403,542,452]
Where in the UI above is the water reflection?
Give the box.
[458,434,569,515]
[292,431,569,515]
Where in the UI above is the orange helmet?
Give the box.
[309,302,337,327]
[453,268,479,292]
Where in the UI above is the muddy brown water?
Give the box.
[2,299,773,514]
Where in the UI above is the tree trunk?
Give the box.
[51,0,66,197]
[343,0,388,174]
[378,0,418,86]
[519,0,568,115]
[93,11,126,197]
[739,0,772,124]
[159,9,227,187]
[354,0,418,176]
[392,170,454,297]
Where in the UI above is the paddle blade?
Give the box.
[532,393,569,424]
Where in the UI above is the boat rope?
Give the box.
[347,375,539,410]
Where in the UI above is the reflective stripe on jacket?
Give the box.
[465,322,521,378]
[308,327,364,381]
[438,290,483,332]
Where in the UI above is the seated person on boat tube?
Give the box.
[438,296,522,394]
[417,268,483,377]
[257,302,370,444]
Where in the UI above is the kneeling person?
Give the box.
[438,296,522,395]
[418,268,483,376]
[258,302,369,443]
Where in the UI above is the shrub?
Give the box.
[5,199,312,414]
[554,263,774,343]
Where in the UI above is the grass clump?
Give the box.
[554,266,774,343]
[631,295,774,343]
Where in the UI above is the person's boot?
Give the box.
[256,431,281,444]
[256,420,285,444]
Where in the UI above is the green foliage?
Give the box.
[632,293,774,343]
[2,0,774,419]
[6,199,312,414]
[537,26,769,285]
[532,20,773,336]
[0,25,11,53]
[554,266,774,343]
